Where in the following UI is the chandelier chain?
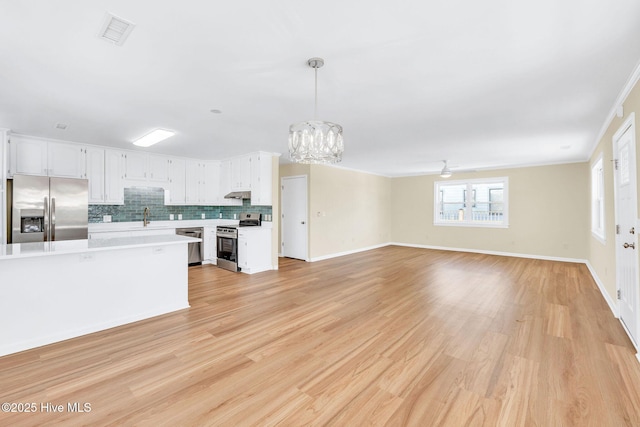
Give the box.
[314,65,318,120]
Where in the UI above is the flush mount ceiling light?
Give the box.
[440,160,452,178]
[288,57,344,164]
[133,129,176,147]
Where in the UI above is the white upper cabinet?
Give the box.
[148,154,170,184]
[219,160,241,206]
[220,160,232,196]
[86,147,105,203]
[8,136,85,178]
[166,158,186,205]
[123,151,148,182]
[86,148,124,205]
[185,161,221,205]
[185,160,203,204]
[250,152,274,206]
[48,142,86,178]
[202,161,221,205]
[104,149,124,204]
[10,136,47,176]
[230,154,251,191]
[6,135,276,209]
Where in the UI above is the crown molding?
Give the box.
[590,59,640,158]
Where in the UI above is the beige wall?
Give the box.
[279,161,590,262]
[278,163,392,260]
[588,74,640,302]
[390,163,590,259]
[308,165,391,259]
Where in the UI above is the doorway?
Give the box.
[281,175,308,261]
[613,112,639,347]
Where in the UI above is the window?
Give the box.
[591,155,605,242]
[434,177,508,227]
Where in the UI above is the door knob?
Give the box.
[624,242,636,249]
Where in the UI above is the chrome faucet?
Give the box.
[143,207,150,227]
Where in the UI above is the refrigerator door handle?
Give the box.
[51,197,56,241]
[44,196,49,242]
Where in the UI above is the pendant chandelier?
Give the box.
[289,57,344,164]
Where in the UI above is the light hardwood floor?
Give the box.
[2,246,640,426]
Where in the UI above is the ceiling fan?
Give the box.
[440,160,452,178]
[439,160,477,178]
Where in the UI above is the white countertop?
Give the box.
[0,235,200,260]
[89,219,273,232]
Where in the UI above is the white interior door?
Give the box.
[281,175,308,260]
[614,113,639,346]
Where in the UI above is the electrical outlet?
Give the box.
[169,214,174,220]
[201,213,205,219]
[79,253,94,262]
[103,215,112,223]
[178,214,183,220]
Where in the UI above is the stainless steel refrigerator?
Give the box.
[8,174,88,243]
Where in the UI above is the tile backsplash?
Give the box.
[88,187,272,223]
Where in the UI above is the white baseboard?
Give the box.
[584,260,619,318]
[309,243,390,262]
[307,241,584,264]
[584,262,640,353]
[390,242,585,264]
[0,303,190,357]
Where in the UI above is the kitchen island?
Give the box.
[0,234,198,357]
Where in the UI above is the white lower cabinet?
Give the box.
[203,226,217,263]
[237,227,271,274]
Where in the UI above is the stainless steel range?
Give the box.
[216,212,261,272]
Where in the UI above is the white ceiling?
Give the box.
[1,1,639,176]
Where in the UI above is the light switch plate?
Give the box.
[201,213,205,219]
[178,214,183,220]
[169,214,174,220]
[103,215,112,223]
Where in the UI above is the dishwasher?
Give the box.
[176,227,204,265]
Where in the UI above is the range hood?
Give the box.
[224,191,251,200]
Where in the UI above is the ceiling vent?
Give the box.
[98,12,135,46]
